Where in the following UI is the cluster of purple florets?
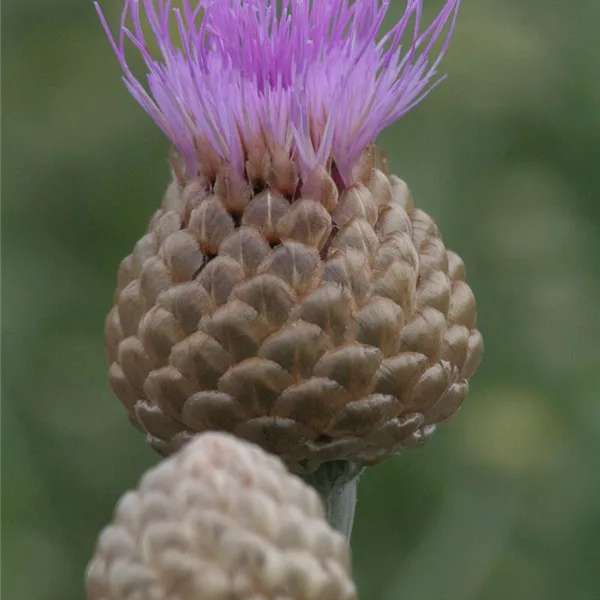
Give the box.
[97,0,459,182]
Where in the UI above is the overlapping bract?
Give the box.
[96,0,460,181]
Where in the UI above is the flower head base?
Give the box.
[97,0,459,184]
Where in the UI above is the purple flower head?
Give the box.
[96,0,460,184]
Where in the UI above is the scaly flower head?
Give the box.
[100,0,482,475]
[97,0,459,184]
[86,433,357,600]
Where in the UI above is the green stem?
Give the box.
[300,461,363,539]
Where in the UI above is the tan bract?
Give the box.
[105,147,483,474]
[86,432,356,600]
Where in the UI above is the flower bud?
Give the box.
[86,433,356,600]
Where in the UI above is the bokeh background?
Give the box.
[3,1,600,598]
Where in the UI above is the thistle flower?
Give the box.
[99,0,482,477]
[86,432,357,600]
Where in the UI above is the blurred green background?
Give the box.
[3,1,600,598]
